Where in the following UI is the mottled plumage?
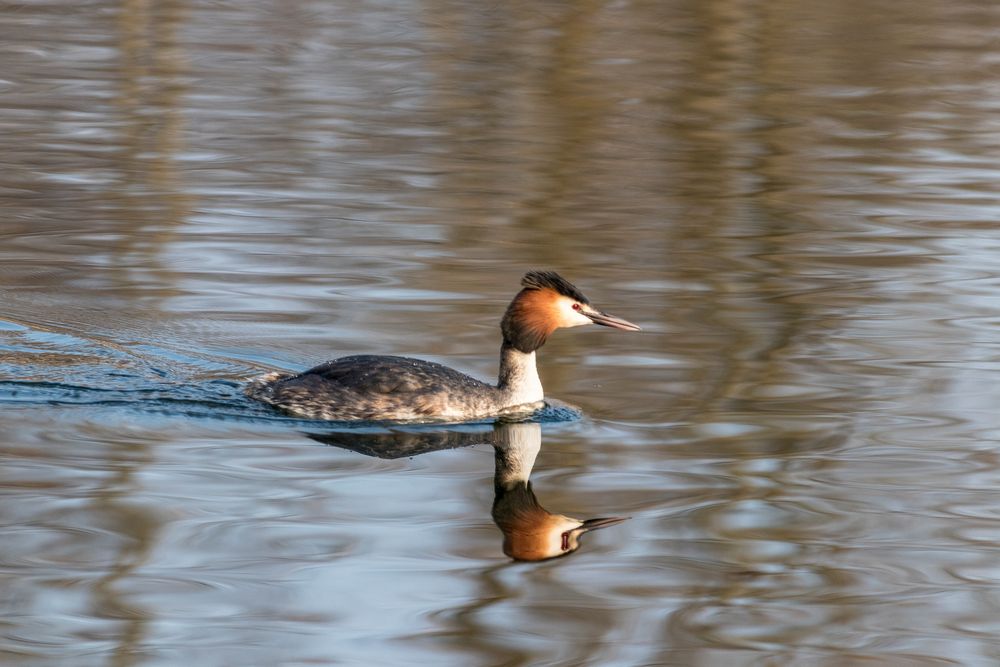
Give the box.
[246,355,526,421]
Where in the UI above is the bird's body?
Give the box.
[246,352,540,422]
[245,271,639,422]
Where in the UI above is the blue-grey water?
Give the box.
[3,1,1000,665]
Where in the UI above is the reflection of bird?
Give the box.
[492,422,628,562]
[306,426,493,459]
[309,421,629,561]
[246,271,640,421]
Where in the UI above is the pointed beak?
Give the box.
[582,307,642,332]
[578,516,631,532]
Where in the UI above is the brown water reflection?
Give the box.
[313,422,629,562]
[3,0,1000,664]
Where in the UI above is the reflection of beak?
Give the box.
[583,307,642,332]
[579,516,631,532]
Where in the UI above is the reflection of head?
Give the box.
[491,422,627,562]
[492,481,627,561]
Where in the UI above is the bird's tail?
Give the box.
[244,371,293,403]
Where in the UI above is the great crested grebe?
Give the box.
[245,270,640,422]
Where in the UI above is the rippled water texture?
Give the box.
[3,1,1000,665]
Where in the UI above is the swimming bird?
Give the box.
[246,270,640,422]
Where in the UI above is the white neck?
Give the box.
[497,345,544,407]
[493,422,542,487]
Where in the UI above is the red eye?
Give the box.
[572,303,581,311]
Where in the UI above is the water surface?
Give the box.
[3,0,1000,665]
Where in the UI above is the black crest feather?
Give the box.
[520,271,590,304]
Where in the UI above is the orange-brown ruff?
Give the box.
[245,271,640,421]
